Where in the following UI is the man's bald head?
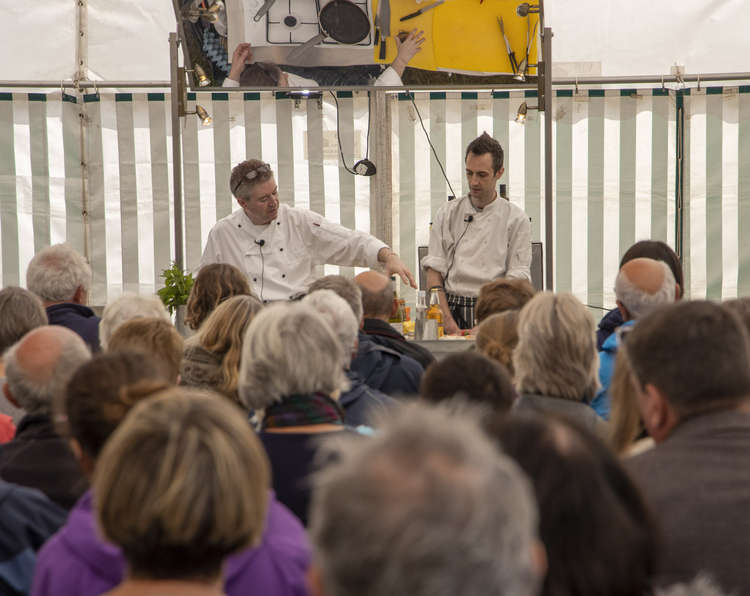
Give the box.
[3,326,91,415]
[615,258,677,321]
[354,271,394,320]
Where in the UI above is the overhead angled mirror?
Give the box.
[173,0,540,89]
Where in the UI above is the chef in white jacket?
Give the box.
[199,159,416,302]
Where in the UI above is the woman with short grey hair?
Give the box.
[513,292,607,435]
[238,302,354,525]
[99,293,171,350]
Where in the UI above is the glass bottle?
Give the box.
[427,287,444,337]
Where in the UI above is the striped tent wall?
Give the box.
[683,86,750,300]
[0,87,746,308]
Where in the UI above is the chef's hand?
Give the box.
[391,29,425,76]
[379,249,417,288]
[228,43,253,82]
[444,316,460,336]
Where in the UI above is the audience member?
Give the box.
[98,293,170,350]
[92,389,271,596]
[488,412,658,596]
[624,301,750,593]
[185,263,253,331]
[107,318,184,384]
[721,296,750,334]
[26,243,100,351]
[597,240,683,350]
[513,292,607,436]
[475,310,520,377]
[609,345,653,455]
[419,352,516,413]
[353,271,434,368]
[32,352,310,596]
[302,290,395,427]
[181,295,263,402]
[308,275,423,397]
[0,287,47,430]
[239,302,357,525]
[307,400,544,596]
[0,479,67,596]
[591,258,677,420]
[475,277,536,324]
[0,326,90,508]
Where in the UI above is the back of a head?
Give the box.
[514,292,599,402]
[476,278,535,323]
[355,271,394,319]
[488,413,657,596]
[620,240,684,299]
[615,258,676,320]
[238,302,348,411]
[94,387,270,582]
[0,287,47,354]
[309,401,540,596]
[419,352,516,414]
[308,275,363,323]
[186,263,253,331]
[187,294,264,398]
[26,243,92,303]
[99,293,171,350]
[302,289,359,365]
[475,310,520,376]
[4,326,91,415]
[721,297,750,338]
[64,351,169,461]
[625,300,750,414]
[107,318,184,384]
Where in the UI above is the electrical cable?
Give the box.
[443,218,472,285]
[406,91,457,198]
[329,91,358,175]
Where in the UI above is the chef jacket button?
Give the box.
[238,224,241,228]
[253,278,257,282]
[282,274,286,278]
[276,222,281,226]
[279,248,284,252]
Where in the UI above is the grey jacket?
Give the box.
[513,393,609,438]
[625,408,750,594]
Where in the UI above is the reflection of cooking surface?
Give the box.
[265,0,372,45]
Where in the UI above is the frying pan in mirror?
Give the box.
[286,0,371,64]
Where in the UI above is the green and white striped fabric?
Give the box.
[1,87,749,308]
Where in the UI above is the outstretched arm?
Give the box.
[378,248,417,289]
[226,43,253,83]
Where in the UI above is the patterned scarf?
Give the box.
[263,392,344,429]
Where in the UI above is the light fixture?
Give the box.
[515,101,539,124]
[195,104,213,126]
[516,2,540,16]
[193,63,211,87]
[514,58,527,82]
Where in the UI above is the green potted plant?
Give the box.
[157,262,194,335]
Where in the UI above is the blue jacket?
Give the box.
[596,308,624,351]
[46,303,101,352]
[0,480,67,596]
[350,333,423,397]
[590,319,635,420]
[340,371,396,427]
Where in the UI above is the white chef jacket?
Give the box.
[421,195,532,297]
[200,204,387,301]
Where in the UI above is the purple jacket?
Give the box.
[31,490,310,596]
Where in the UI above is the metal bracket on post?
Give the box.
[169,32,186,272]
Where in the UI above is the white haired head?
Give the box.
[615,258,677,321]
[302,289,359,366]
[99,293,171,350]
[26,243,92,303]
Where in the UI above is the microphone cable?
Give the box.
[443,215,473,286]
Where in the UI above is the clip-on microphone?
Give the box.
[463,214,474,223]
[254,239,265,247]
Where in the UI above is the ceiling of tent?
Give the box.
[1,0,748,82]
